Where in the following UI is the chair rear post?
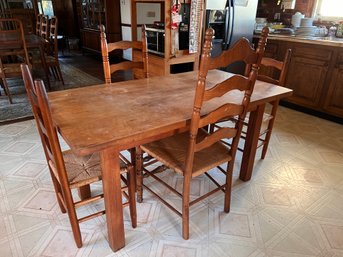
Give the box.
[141,25,149,78]
[100,24,111,84]
[184,28,214,176]
[278,48,292,86]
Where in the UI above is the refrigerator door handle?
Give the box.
[223,6,229,49]
[227,0,235,49]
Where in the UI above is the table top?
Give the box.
[0,33,45,49]
[49,70,293,156]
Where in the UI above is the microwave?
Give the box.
[145,26,165,56]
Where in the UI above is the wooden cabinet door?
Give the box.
[323,57,343,118]
[285,56,328,109]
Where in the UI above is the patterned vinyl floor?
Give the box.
[0,106,343,257]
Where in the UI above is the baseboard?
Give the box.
[280,101,343,125]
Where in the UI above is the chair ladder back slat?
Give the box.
[203,75,250,101]
[257,75,279,85]
[107,41,143,52]
[194,127,237,152]
[199,103,244,128]
[207,39,258,70]
[40,15,49,40]
[110,61,144,74]
[36,14,42,35]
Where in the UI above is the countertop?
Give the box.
[254,34,343,47]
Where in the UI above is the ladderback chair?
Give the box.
[45,16,64,83]
[0,18,30,104]
[210,49,291,159]
[100,24,149,165]
[253,49,292,158]
[136,27,269,239]
[20,64,137,248]
[100,24,148,83]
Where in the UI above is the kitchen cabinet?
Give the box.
[285,44,331,109]
[253,36,343,120]
[79,0,121,53]
[323,51,343,117]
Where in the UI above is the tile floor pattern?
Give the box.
[1,106,343,257]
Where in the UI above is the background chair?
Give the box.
[21,64,137,248]
[100,24,148,83]
[212,49,292,158]
[136,27,268,239]
[100,24,149,165]
[252,49,292,158]
[31,16,64,86]
[44,16,64,84]
[0,18,30,104]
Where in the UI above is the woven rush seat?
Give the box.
[62,150,129,187]
[141,129,232,178]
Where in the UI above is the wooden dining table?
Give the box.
[48,69,292,251]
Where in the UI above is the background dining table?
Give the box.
[48,69,293,251]
[0,32,50,87]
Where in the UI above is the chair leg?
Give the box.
[1,78,13,104]
[127,166,137,228]
[49,167,66,213]
[50,66,58,79]
[77,185,91,200]
[56,64,65,85]
[182,174,191,240]
[261,101,279,159]
[224,161,234,213]
[136,146,144,203]
[64,189,83,248]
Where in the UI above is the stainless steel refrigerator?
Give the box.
[205,0,258,73]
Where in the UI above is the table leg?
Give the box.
[239,104,265,182]
[100,148,125,251]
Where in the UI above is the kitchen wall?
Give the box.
[294,0,315,18]
[120,0,161,59]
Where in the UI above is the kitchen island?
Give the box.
[254,34,343,122]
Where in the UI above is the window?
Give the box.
[315,0,343,20]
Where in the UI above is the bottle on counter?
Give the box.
[329,26,337,37]
[336,21,343,38]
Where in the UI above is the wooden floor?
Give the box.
[59,50,133,82]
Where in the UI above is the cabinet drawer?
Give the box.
[293,46,332,61]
